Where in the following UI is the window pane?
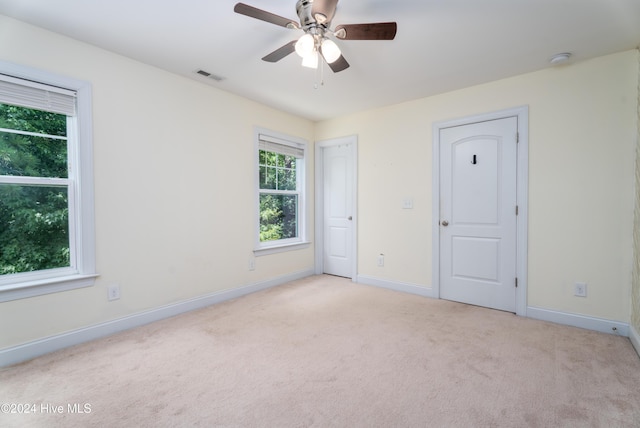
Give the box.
[260,166,277,190]
[259,165,267,188]
[0,184,70,275]
[283,154,296,169]
[0,104,67,137]
[278,167,297,191]
[259,194,298,242]
[262,150,277,167]
[0,130,68,177]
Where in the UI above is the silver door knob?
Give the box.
[441,220,449,226]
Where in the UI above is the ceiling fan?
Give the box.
[234,0,397,73]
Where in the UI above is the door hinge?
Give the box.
[516,132,519,143]
[515,277,518,288]
[515,205,519,215]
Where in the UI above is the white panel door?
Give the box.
[440,117,518,312]
[323,144,353,278]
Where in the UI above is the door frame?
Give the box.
[432,106,529,316]
[314,135,358,279]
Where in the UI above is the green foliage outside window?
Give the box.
[259,149,298,242]
[0,104,70,275]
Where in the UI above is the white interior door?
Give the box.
[439,117,518,312]
[322,143,353,278]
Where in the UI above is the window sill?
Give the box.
[254,241,311,256]
[0,273,99,303]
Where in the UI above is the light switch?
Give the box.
[403,198,413,209]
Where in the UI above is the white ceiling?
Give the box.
[1,0,639,121]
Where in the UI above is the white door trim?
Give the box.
[432,106,529,316]
[315,135,358,280]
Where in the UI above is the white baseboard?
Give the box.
[4,271,633,367]
[355,278,632,341]
[357,274,435,298]
[527,306,629,336]
[356,279,631,338]
[0,269,314,368]
[630,324,640,358]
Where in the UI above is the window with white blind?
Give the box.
[255,129,309,254]
[0,61,96,302]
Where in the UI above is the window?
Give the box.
[0,61,96,302]
[255,130,308,254]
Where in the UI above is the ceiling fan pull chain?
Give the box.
[314,57,318,89]
[314,55,325,89]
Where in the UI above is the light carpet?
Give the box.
[1,274,639,427]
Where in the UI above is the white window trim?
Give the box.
[254,127,310,256]
[0,60,97,302]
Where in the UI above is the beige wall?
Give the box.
[0,16,314,349]
[316,49,638,323]
[0,15,638,351]
[633,49,640,337]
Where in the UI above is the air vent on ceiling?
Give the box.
[195,69,225,82]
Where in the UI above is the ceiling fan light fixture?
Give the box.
[320,38,341,63]
[301,50,319,69]
[295,33,315,58]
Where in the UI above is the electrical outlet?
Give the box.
[377,254,384,267]
[574,282,587,297]
[248,257,255,271]
[108,284,121,301]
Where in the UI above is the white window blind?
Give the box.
[0,74,76,116]
[259,134,304,158]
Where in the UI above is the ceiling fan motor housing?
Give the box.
[296,0,329,30]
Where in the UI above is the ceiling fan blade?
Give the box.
[234,3,298,29]
[311,0,339,24]
[326,55,350,73]
[262,41,298,62]
[334,22,397,40]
